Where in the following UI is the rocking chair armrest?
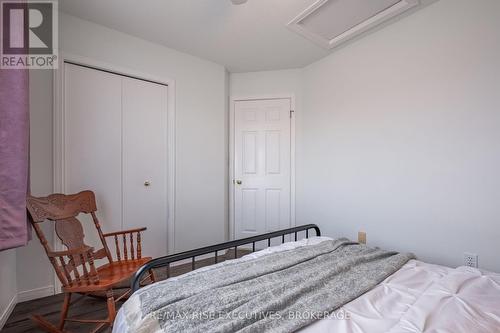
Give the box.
[103,227,147,261]
[103,227,147,237]
[47,246,95,258]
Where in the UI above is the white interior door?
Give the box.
[122,77,168,258]
[64,63,168,261]
[234,98,292,239]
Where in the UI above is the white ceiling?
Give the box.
[59,0,429,73]
[60,0,331,72]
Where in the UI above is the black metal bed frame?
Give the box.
[131,224,321,292]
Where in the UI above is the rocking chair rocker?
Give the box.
[26,190,156,333]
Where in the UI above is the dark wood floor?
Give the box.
[2,250,250,333]
[3,293,115,333]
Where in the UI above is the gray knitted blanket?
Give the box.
[137,238,414,333]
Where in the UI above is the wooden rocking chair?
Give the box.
[26,190,156,333]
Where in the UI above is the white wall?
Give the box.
[17,12,228,298]
[299,0,500,271]
[0,249,17,329]
[230,69,302,100]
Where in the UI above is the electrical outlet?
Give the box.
[464,252,478,268]
[358,231,366,244]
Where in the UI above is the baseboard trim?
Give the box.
[17,285,54,303]
[0,294,17,330]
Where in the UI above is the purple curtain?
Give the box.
[0,67,30,251]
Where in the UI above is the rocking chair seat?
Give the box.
[62,257,153,293]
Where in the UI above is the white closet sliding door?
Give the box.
[122,77,168,258]
[65,64,123,249]
[64,63,168,259]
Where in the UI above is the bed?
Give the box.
[114,225,500,333]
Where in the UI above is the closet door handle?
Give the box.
[144,181,151,187]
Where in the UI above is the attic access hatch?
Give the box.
[288,0,419,49]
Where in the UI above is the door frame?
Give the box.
[53,53,176,293]
[229,94,296,240]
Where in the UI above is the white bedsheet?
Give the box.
[114,237,500,333]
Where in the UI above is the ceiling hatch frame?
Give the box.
[287,0,420,50]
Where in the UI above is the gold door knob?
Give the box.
[144,181,151,187]
[235,180,242,185]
